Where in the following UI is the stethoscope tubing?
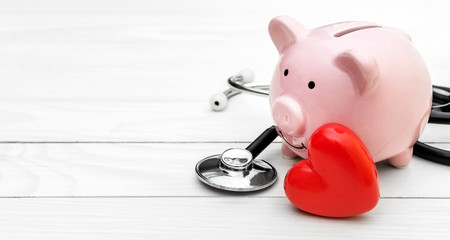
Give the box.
[227,75,269,97]
[413,141,450,165]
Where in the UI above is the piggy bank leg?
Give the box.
[387,147,413,168]
[282,142,300,159]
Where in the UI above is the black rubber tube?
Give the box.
[246,126,279,159]
[429,111,450,124]
[413,85,450,164]
[414,141,450,165]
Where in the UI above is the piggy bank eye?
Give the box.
[283,69,289,76]
[308,81,315,89]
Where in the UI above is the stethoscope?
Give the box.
[196,69,450,192]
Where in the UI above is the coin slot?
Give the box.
[334,25,381,37]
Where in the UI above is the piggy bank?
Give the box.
[269,16,432,167]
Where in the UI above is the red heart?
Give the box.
[284,123,379,217]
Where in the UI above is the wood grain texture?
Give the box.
[0,0,448,142]
[0,198,449,240]
[0,101,446,142]
[0,0,449,238]
[0,143,448,198]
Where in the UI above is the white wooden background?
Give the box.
[0,0,449,239]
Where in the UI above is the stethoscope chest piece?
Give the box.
[195,148,277,192]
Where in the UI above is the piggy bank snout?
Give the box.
[271,96,305,136]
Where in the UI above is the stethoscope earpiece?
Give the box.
[209,69,269,111]
[209,69,255,112]
[237,68,256,84]
[210,92,228,111]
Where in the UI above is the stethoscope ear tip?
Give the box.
[238,68,255,84]
[210,92,228,111]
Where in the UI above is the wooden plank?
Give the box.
[0,142,448,198]
[0,0,449,103]
[0,99,272,142]
[0,197,449,239]
[0,1,447,239]
[0,1,276,102]
[0,100,446,142]
[0,1,448,143]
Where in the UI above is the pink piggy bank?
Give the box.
[269,16,432,167]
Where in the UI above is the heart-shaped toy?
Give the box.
[284,123,380,217]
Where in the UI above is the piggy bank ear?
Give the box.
[269,16,309,53]
[335,49,379,96]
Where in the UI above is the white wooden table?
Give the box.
[0,0,449,239]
